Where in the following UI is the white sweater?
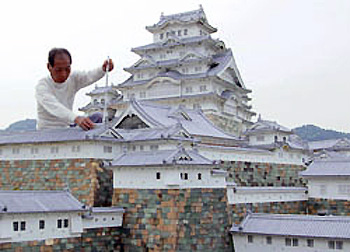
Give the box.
[35,67,105,130]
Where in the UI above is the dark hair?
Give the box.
[48,48,72,67]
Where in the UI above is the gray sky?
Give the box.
[1,0,349,132]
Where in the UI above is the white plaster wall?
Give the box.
[232,234,350,252]
[307,177,350,200]
[198,146,305,165]
[113,166,225,189]
[83,212,123,229]
[0,212,83,243]
[0,141,120,161]
[227,187,308,205]
[249,132,291,146]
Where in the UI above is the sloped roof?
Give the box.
[0,190,86,214]
[300,157,350,177]
[245,119,292,135]
[114,99,240,141]
[119,49,233,88]
[86,85,120,96]
[111,148,212,166]
[231,213,350,239]
[308,138,350,151]
[132,35,214,53]
[146,7,217,33]
[115,124,193,142]
[0,125,115,145]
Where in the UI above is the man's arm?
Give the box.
[73,59,114,91]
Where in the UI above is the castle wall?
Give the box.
[0,227,123,252]
[229,201,307,225]
[112,188,232,252]
[0,159,113,207]
[223,161,306,187]
[307,198,350,216]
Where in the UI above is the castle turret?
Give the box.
[112,7,255,136]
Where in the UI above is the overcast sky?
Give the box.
[0,0,349,132]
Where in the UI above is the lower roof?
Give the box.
[231,213,350,239]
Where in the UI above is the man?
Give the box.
[36,48,113,130]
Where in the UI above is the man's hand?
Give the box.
[74,116,95,131]
[102,59,114,72]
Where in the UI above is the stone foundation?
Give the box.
[307,198,350,216]
[222,161,307,187]
[0,159,113,206]
[112,188,232,252]
[0,227,123,252]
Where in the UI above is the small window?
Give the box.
[184,29,188,35]
[329,240,335,249]
[266,236,272,244]
[166,32,169,38]
[72,145,80,153]
[93,99,98,105]
[171,30,175,36]
[64,219,69,228]
[285,238,291,246]
[12,148,20,154]
[160,33,164,39]
[20,221,26,231]
[193,104,201,109]
[50,146,59,154]
[13,221,19,231]
[336,241,343,249]
[156,172,161,180]
[199,85,207,92]
[57,219,62,229]
[198,173,202,180]
[307,239,314,247]
[184,173,188,180]
[292,238,298,246]
[247,235,253,243]
[140,91,146,98]
[195,66,202,72]
[274,136,278,142]
[103,146,112,153]
[150,145,159,151]
[31,148,39,154]
[178,30,181,36]
[101,99,105,105]
[185,87,193,93]
[140,145,144,151]
[39,220,45,230]
[283,136,287,142]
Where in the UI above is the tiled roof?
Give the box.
[119,49,232,88]
[146,7,217,33]
[131,35,214,52]
[111,148,212,166]
[245,119,292,135]
[121,99,240,141]
[308,138,350,151]
[0,190,86,214]
[86,85,120,96]
[231,213,350,239]
[0,125,115,145]
[300,157,350,177]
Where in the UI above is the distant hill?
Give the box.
[293,124,350,142]
[2,119,37,132]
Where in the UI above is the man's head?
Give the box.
[47,48,72,83]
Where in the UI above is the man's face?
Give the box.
[47,54,71,83]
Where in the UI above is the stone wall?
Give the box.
[307,198,350,216]
[0,227,123,252]
[112,188,232,252]
[0,159,113,206]
[229,201,308,224]
[222,161,307,187]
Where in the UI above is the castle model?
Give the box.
[1,6,350,252]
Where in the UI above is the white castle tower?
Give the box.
[110,6,255,136]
